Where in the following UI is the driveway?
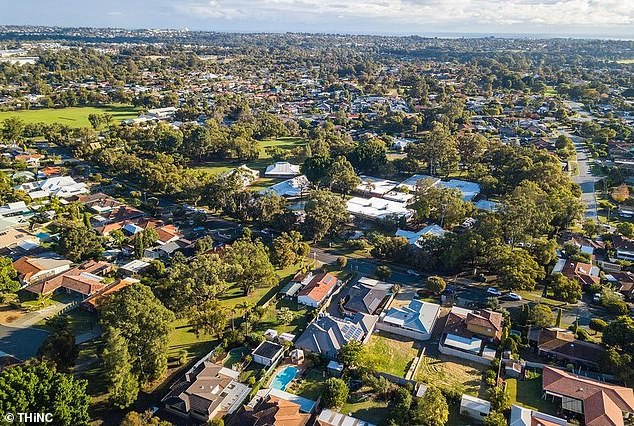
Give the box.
[0,325,49,361]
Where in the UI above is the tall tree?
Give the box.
[327,156,361,194]
[102,327,139,409]
[0,256,19,296]
[408,122,458,176]
[99,284,175,383]
[414,386,449,426]
[303,190,349,241]
[223,234,277,295]
[0,360,90,426]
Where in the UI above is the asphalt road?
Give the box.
[0,325,49,361]
[572,139,599,222]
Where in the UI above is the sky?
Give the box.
[0,0,633,39]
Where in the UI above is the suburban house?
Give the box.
[279,271,316,299]
[553,259,600,286]
[0,227,40,252]
[23,260,113,298]
[613,235,634,262]
[377,299,441,341]
[227,391,310,426]
[459,394,490,421]
[341,277,391,316]
[261,175,310,198]
[91,205,146,235]
[439,179,481,202]
[13,253,73,285]
[222,165,260,188]
[396,174,440,192]
[78,192,124,214]
[346,196,412,221]
[295,313,377,359]
[565,235,605,256]
[542,366,634,426]
[251,341,284,367]
[162,356,251,423]
[509,405,567,426]
[608,271,634,300]
[297,272,339,308]
[82,277,138,311]
[264,161,301,178]
[396,224,447,248]
[438,307,502,365]
[0,201,30,217]
[317,409,376,426]
[356,175,399,197]
[529,328,606,368]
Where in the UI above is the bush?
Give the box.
[322,378,349,408]
[336,256,348,268]
[375,265,391,280]
[589,318,607,333]
[576,328,590,341]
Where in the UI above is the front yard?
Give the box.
[415,354,486,396]
[361,332,420,378]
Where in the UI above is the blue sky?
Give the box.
[0,0,632,39]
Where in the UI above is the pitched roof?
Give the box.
[382,299,440,334]
[13,253,73,282]
[295,314,374,359]
[537,328,605,366]
[298,273,338,303]
[343,280,390,315]
[24,260,111,296]
[227,394,310,426]
[543,367,634,426]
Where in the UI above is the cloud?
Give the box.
[172,0,634,28]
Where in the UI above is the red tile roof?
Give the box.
[297,272,338,303]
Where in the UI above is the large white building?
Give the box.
[347,197,412,221]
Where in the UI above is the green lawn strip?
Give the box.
[415,354,485,396]
[287,368,327,400]
[0,104,139,127]
[341,391,390,425]
[223,346,249,368]
[361,332,418,378]
[507,376,560,415]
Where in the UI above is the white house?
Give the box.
[347,197,412,221]
[261,175,310,198]
[377,299,440,340]
[356,175,399,196]
[396,225,446,248]
[264,162,300,178]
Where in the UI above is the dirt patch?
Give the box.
[0,306,25,324]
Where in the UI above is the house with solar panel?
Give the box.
[294,313,377,360]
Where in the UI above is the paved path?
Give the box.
[8,301,73,329]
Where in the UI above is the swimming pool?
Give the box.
[270,365,299,391]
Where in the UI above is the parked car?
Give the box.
[486,287,502,296]
[407,269,421,277]
[507,292,522,301]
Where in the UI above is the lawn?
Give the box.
[36,308,98,335]
[507,376,560,415]
[167,317,218,360]
[415,354,485,396]
[223,346,249,368]
[288,368,326,401]
[341,391,390,425]
[255,298,311,335]
[361,332,419,378]
[0,104,140,128]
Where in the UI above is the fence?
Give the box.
[438,344,492,366]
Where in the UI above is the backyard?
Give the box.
[507,375,560,416]
[288,368,327,401]
[415,353,485,396]
[361,332,420,378]
[341,390,390,425]
[0,104,140,127]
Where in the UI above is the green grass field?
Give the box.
[416,354,485,396]
[507,376,559,415]
[341,392,390,425]
[361,333,419,377]
[0,104,140,128]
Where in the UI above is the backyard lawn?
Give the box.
[288,368,326,401]
[507,376,560,415]
[341,391,390,425]
[415,354,485,396]
[361,332,419,378]
[0,104,140,127]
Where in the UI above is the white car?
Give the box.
[407,269,421,277]
[507,292,522,301]
[486,287,502,296]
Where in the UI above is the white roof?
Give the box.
[356,175,399,196]
[396,225,446,247]
[121,259,150,273]
[474,199,499,212]
[261,175,309,197]
[398,174,441,191]
[347,197,412,220]
[382,299,440,334]
[509,405,567,426]
[383,191,415,203]
[444,333,482,353]
[27,190,50,199]
[265,162,300,177]
[460,394,491,415]
[317,408,376,426]
[38,176,78,192]
[0,201,28,216]
[440,179,480,202]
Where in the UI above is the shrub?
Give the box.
[589,318,607,333]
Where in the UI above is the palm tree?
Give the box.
[236,302,252,336]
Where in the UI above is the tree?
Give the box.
[336,256,348,269]
[223,234,277,295]
[616,222,634,238]
[164,254,228,311]
[529,304,555,328]
[301,154,333,186]
[426,276,446,294]
[338,341,363,369]
[376,265,391,280]
[2,117,26,143]
[271,231,308,267]
[37,328,78,372]
[134,228,159,259]
[549,273,582,303]
[589,318,607,334]
[391,387,413,425]
[100,284,175,383]
[0,360,90,426]
[414,386,449,426]
[303,190,349,242]
[0,256,19,296]
[322,378,349,408]
[408,122,458,175]
[457,132,488,171]
[194,235,214,254]
[57,223,104,262]
[603,316,634,351]
[277,307,294,325]
[494,246,545,290]
[327,156,361,194]
[409,180,470,228]
[120,410,172,426]
[484,411,507,426]
[102,327,139,408]
[189,299,227,338]
[487,386,511,412]
[500,180,553,245]
[349,138,387,174]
